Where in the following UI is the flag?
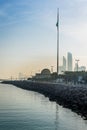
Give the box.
[56,8,59,28]
[56,21,58,27]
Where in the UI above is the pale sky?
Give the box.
[0,0,87,79]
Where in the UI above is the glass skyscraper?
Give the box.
[67,52,72,71]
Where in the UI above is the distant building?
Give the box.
[74,64,86,71]
[67,52,72,71]
[33,68,51,80]
[59,56,66,74]
[74,63,78,71]
[59,66,63,74]
[79,66,86,71]
[63,56,66,71]
[19,73,24,80]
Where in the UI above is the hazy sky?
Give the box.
[1,0,87,79]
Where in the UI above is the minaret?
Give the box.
[56,8,59,75]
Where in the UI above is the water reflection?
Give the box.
[55,104,59,130]
[0,83,87,130]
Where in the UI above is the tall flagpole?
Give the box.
[56,8,59,75]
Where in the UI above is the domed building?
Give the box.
[41,69,51,75]
[34,68,51,80]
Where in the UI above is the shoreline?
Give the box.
[2,80,87,120]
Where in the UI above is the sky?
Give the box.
[1,0,87,79]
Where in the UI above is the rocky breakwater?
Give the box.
[2,80,87,119]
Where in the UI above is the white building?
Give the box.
[67,52,72,71]
[74,64,86,71]
[63,56,66,71]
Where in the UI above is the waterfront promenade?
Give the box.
[2,80,87,120]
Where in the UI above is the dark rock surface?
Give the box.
[2,80,87,120]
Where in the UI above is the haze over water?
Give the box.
[0,83,87,130]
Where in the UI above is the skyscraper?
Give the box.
[67,52,72,71]
[63,56,66,71]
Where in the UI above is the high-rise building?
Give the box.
[74,64,86,71]
[67,52,72,71]
[63,56,66,71]
[74,63,78,71]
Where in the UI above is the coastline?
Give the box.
[2,80,87,120]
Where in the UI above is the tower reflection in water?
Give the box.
[55,103,59,130]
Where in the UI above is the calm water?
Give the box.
[0,84,87,130]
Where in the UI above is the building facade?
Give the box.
[67,52,72,71]
[63,56,66,71]
[33,68,51,80]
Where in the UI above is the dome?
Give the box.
[41,69,51,75]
